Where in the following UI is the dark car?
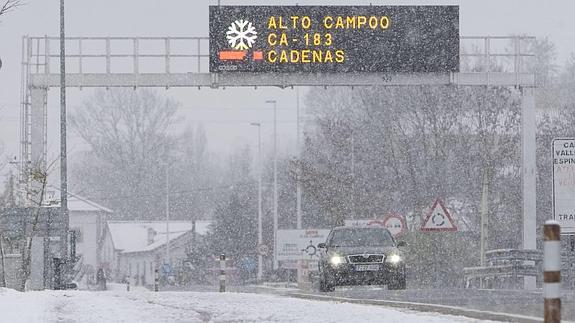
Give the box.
[317,226,407,292]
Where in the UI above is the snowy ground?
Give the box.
[0,286,496,323]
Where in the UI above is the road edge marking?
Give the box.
[288,292,547,323]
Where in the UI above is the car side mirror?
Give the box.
[318,243,327,249]
[397,241,407,247]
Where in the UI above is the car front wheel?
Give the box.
[318,271,335,292]
[387,273,406,290]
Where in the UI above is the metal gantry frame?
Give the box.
[19,35,538,287]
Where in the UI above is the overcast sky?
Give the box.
[1,0,575,182]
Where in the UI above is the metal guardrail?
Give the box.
[464,264,540,278]
[463,249,541,289]
[464,249,575,290]
[486,249,543,263]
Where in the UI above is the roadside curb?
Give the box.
[288,292,547,323]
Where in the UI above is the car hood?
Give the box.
[327,245,399,256]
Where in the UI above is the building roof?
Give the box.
[106,220,210,254]
[46,186,113,213]
[67,194,113,213]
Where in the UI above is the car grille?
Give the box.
[347,254,384,264]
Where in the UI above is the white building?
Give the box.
[19,191,113,289]
[67,194,112,272]
[100,220,210,286]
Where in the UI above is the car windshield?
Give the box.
[329,228,394,247]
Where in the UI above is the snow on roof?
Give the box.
[46,186,113,213]
[107,220,210,253]
[67,194,113,213]
[194,220,211,236]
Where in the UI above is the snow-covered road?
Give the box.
[0,287,494,323]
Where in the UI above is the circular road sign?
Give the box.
[383,214,406,237]
[256,244,269,256]
[303,241,317,257]
[162,263,172,274]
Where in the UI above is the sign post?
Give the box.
[552,138,575,234]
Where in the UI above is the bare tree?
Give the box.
[19,159,54,291]
[0,0,23,18]
[70,88,179,219]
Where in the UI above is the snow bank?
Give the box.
[0,288,495,323]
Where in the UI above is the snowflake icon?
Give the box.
[226,19,257,50]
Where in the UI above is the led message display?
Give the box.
[209,6,459,73]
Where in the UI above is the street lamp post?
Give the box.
[265,100,278,270]
[250,122,263,282]
[165,163,170,267]
[60,0,69,266]
[296,88,302,229]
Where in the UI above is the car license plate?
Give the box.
[354,264,380,271]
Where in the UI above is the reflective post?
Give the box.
[219,254,226,292]
[154,268,159,292]
[544,220,561,323]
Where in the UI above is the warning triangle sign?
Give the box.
[421,199,457,232]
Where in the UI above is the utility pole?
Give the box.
[296,88,302,229]
[250,122,263,282]
[265,100,278,270]
[295,89,304,285]
[60,0,69,261]
[480,168,489,268]
[350,130,355,220]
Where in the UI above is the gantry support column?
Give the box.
[29,86,48,205]
[521,86,537,290]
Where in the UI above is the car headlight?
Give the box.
[386,254,402,264]
[329,255,346,266]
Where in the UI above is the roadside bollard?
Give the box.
[154,268,159,292]
[544,220,561,323]
[219,254,226,292]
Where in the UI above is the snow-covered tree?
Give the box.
[207,146,257,279]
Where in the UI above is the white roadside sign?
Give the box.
[344,219,385,228]
[553,138,575,234]
[344,216,406,237]
[276,229,331,261]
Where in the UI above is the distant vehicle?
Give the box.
[317,226,407,292]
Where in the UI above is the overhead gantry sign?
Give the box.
[209,6,459,73]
